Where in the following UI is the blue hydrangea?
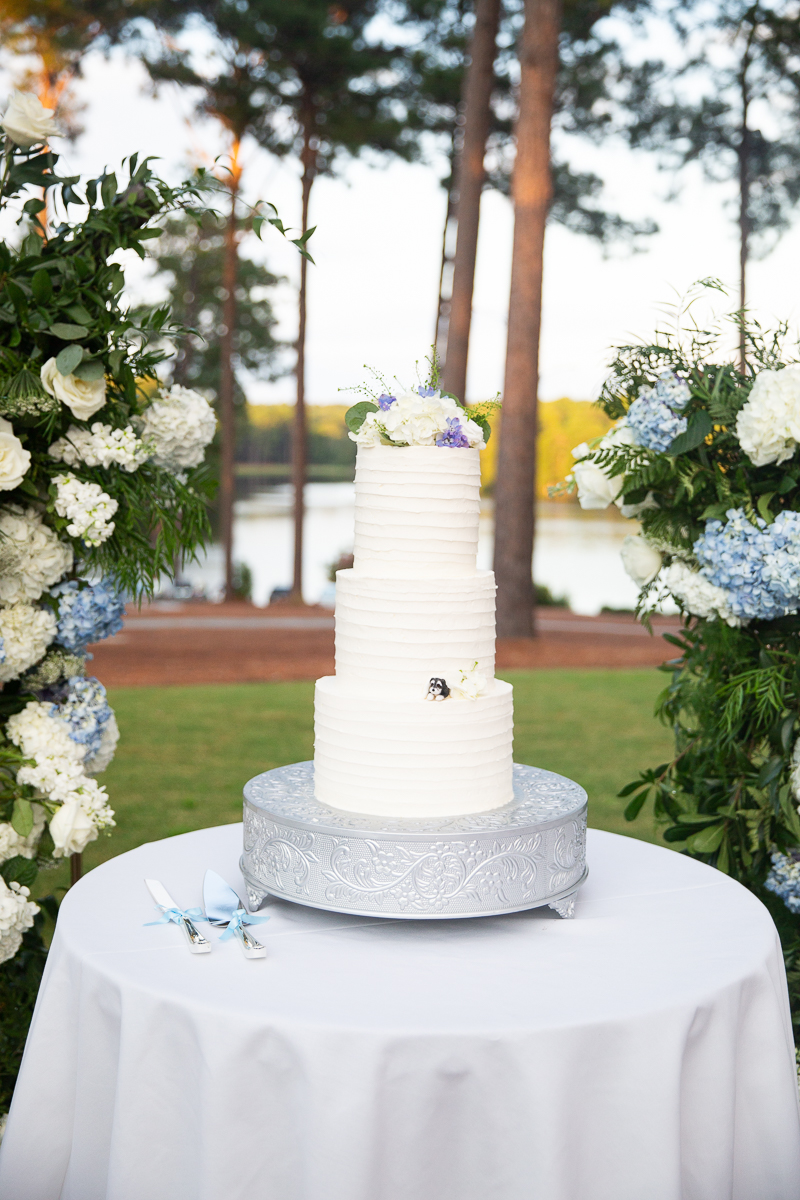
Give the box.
[53,578,125,652]
[435,417,469,448]
[377,393,396,411]
[53,675,113,760]
[693,508,800,621]
[627,370,691,453]
[765,850,800,914]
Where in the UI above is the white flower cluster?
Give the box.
[662,561,742,627]
[0,878,38,966]
[7,701,115,857]
[0,417,30,490]
[136,385,216,472]
[53,473,118,546]
[455,662,488,700]
[49,423,145,473]
[571,423,636,510]
[0,505,72,604]
[0,603,56,681]
[0,807,46,865]
[736,366,800,467]
[352,389,485,449]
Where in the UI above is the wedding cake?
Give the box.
[313,387,513,819]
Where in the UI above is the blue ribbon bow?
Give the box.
[145,905,207,926]
[218,908,270,942]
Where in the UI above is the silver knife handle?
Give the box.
[236,923,266,959]
[182,916,211,954]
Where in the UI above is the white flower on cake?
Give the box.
[350,387,486,449]
[620,535,662,587]
[41,359,107,421]
[455,661,488,700]
[0,603,57,681]
[136,385,216,471]
[0,878,38,966]
[53,473,117,545]
[0,417,30,489]
[49,423,146,473]
[571,423,635,510]
[1,92,59,148]
[0,505,72,603]
[735,366,800,467]
[662,561,742,626]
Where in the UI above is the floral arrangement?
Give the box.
[562,290,800,1026]
[0,91,219,980]
[345,361,500,448]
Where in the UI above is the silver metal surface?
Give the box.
[144,878,211,954]
[203,870,267,959]
[241,762,587,920]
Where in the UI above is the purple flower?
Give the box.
[377,394,396,411]
[417,385,436,398]
[436,418,469,448]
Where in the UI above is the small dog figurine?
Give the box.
[425,677,450,701]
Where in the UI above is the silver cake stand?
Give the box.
[241,762,588,920]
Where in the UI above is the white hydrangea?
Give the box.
[736,366,800,467]
[663,561,742,627]
[0,505,72,604]
[136,385,216,471]
[0,878,38,965]
[85,712,119,775]
[0,806,46,864]
[571,422,636,510]
[7,700,82,762]
[791,738,800,806]
[351,390,485,449]
[49,423,146,473]
[0,603,56,681]
[53,473,118,546]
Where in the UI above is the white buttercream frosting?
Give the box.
[314,677,514,816]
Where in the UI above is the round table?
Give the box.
[1,825,799,1200]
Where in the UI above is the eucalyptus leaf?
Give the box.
[345,401,378,433]
[65,304,92,325]
[73,359,105,382]
[55,345,83,376]
[30,269,52,304]
[49,323,88,341]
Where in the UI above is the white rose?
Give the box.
[48,798,98,857]
[0,418,30,490]
[620,535,662,587]
[41,359,107,421]
[1,92,59,148]
[571,423,635,510]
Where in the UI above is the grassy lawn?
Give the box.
[35,669,674,901]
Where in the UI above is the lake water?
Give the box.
[177,483,645,615]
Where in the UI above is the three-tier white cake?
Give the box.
[313,443,514,818]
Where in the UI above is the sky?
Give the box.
[6,40,800,406]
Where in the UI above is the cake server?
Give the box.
[203,869,268,959]
[145,878,211,954]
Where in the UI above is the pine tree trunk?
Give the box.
[434,175,458,359]
[292,111,315,603]
[493,0,561,638]
[738,80,750,373]
[219,167,240,603]
[441,0,501,401]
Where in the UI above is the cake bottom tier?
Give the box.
[314,675,514,817]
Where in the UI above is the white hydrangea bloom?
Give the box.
[0,603,57,681]
[791,738,800,807]
[85,712,119,775]
[0,806,46,865]
[53,473,117,546]
[663,561,742,627]
[7,700,82,763]
[136,385,216,471]
[736,366,800,467]
[0,878,38,965]
[49,423,146,473]
[0,505,72,604]
[351,390,485,449]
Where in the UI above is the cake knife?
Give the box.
[145,878,211,954]
[203,869,267,959]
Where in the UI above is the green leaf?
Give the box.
[55,345,83,375]
[0,855,37,889]
[65,304,92,325]
[22,197,46,216]
[667,410,713,456]
[49,322,88,340]
[10,798,33,838]
[757,492,775,524]
[73,359,105,382]
[472,413,491,444]
[687,822,725,853]
[31,268,52,303]
[623,791,649,821]
[345,401,378,434]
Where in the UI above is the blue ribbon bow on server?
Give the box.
[146,906,207,926]
[218,908,270,942]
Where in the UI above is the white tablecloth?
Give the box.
[1,825,799,1200]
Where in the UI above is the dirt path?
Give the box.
[87,603,683,687]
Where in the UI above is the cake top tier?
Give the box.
[353,445,481,578]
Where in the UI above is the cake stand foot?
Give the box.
[246,883,268,913]
[549,891,577,920]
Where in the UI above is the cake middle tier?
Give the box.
[334,568,496,697]
[314,676,514,817]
